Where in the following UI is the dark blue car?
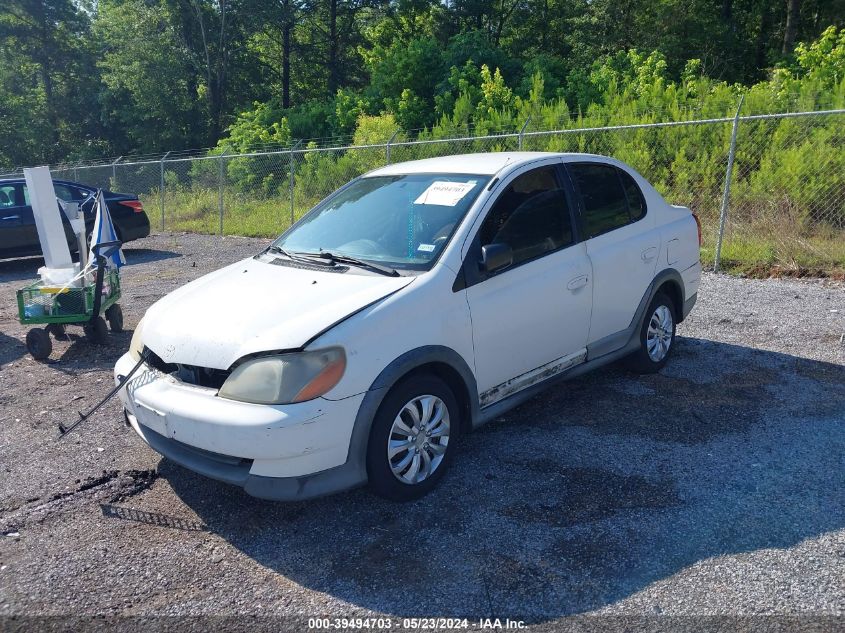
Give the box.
[0,178,150,259]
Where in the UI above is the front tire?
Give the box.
[83,316,109,344]
[625,292,677,374]
[105,304,124,332]
[26,328,52,360]
[367,374,460,501]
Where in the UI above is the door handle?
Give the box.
[641,247,658,262]
[1,215,20,220]
[567,275,589,291]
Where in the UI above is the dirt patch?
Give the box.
[736,263,845,281]
[500,467,681,528]
[502,361,782,444]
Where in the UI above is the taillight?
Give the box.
[121,200,144,213]
[692,212,702,247]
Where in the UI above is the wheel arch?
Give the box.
[368,346,478,434]
[655,277,685,323]
[342,345,479,487]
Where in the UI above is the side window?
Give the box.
[54,184,83,201]
[0,185,16,208]
[478,166,573,267]
[568,163,630,238]
[619,169,646,221]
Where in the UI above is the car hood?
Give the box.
[142,255,414,369]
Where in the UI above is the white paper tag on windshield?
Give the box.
[414,181,476,206]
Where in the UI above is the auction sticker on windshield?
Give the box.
[414,181,477,206]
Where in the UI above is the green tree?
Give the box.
[96,0,204,153]
[0,0,99,164]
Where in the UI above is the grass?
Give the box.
[141,189,310,238]
[144,189,845,279]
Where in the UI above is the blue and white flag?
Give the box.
[88,189,126,269]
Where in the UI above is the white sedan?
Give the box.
[115,152,701,501]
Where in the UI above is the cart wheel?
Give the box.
[83,316,109,345]
[26,328,52,360]
[105,304,124,333]
[46,323,68,340]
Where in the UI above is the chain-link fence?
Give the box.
[1,109,843,277]
[716,110,845,276]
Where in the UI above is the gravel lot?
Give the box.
[0,233,843,628]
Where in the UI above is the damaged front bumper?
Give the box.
[114,352,367,500]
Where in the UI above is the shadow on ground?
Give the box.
[0,327,134,372]
[0,331,26,367]
[163,338,845,619]
[122,247,181,266]
[46,328,134,374]
[0,247,180,283]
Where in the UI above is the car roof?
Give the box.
[365,152,615,177]
[0,177,88,188]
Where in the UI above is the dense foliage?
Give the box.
[1,0,843,168]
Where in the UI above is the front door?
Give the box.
[461,163,593,406]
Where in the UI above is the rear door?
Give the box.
[565,161,659,347]
[461,162,593,405]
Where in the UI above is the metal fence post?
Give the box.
[386,129,399,165]
[714,96,744,273]
[159,151,171,231]
[218,151,227,236]
[518,116,532,150]
[289,140,302,226]
[111,156,122,189]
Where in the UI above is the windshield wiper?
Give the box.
[266,245,296,258]
[265,245,326,264]
[266,245,399,276]
[315,251,400,277]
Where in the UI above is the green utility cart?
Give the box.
[16,241,125,360]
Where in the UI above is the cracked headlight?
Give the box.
[219,347,346,405]
[129,317,145,361]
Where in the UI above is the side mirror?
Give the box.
[480,243,513,273]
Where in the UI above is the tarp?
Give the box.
[88,189,126,269]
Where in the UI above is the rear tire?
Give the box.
[105,304,124,332]
[624,292,677,374]
[84,316,109,345]
[366,374,460,502]
[26,328,52,360]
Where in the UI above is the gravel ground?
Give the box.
[0,233,843,629]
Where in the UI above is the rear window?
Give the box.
[568,163,648,237]
[568,163,629,237]
[619,169,647,221]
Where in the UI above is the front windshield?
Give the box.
[273,173,489,271]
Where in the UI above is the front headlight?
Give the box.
[218,347,346,405]
[129,317,146,361]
